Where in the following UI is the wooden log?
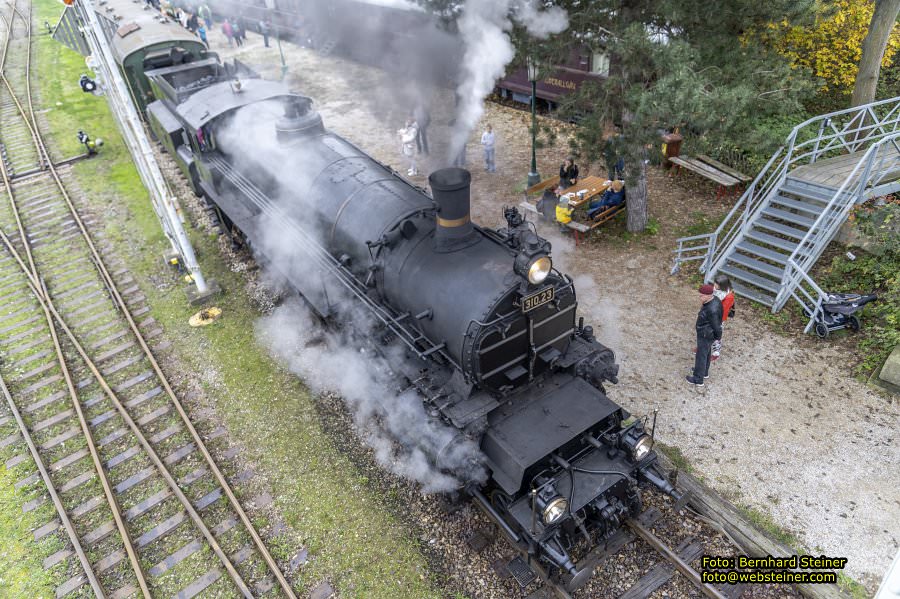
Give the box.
[655,454,852,599]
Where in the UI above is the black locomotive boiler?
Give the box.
[143,62,679,589]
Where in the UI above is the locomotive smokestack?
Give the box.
[429,168,479,253]
[275,95,323,142]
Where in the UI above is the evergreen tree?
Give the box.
[514,0,815,231]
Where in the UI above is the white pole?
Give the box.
[74,0,209,294]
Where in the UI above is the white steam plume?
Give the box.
[449,0,569,159]
[256,300,486,493]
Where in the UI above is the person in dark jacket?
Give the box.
[259,19,271,48]
[414,103,430,155]
[559,158,578,187]
[234,17,245,46]
[687,284,722,386]
[536,187,557,221]
[587,179,625,219]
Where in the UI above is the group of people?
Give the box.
[688,276,735,386]
[533,158,626,231]
[150,1,212,44]
[220,17,248,47]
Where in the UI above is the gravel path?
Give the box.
[208,28,899,592]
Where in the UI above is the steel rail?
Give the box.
[0,6,37,280]
[0,4,151,599]
[0,4,299,592]
[0,3,151,594]
[2,4,297,595]
[0,221,257,598]
[0,4,258,597]
[0,370,106,598]
[627,517,728,599]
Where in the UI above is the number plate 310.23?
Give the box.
[521,287,555,313]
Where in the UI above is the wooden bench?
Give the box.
[524,175,560,197]
[521,176,560,214]
[669,155,743,199]
[696,154,751,184]
[566,202,626,245]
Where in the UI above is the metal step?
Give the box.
[754,218,807,239]
[761,206,816,228]
[735,240,790,264]
[727,253,785,278]
[782,177,841,202]
[730,280,776,307]
[744,229,799,252]
[507,556,537,588]
[769,194,827,214]
[719,264,781,293]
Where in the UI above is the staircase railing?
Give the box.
[784,259,829,334]
[788,96,900,167]
[776,132,900,318]
[671,146,787,275]
[672,95,900,277]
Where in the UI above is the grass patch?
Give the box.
[0,466,60,596]
[32,0,442,596]
[654,442,693,474]
[837,573,870,599]
[738,504,804,551]
[678,210,716,237]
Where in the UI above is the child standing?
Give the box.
[555,195,573,232]
[712,274,735,360]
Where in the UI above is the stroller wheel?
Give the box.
[848,315,861,332]
[814,322,829,338]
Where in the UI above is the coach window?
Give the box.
[592,52,610,76]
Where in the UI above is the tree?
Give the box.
[852,0,900,106]
[518,0,814,232]
[764,0,900,97]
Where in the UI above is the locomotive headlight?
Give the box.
[527,256,552,284]
[542,497,568,524]
[632,435,653,462]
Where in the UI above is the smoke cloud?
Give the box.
[256,300,485,493]
[449,0,569,159]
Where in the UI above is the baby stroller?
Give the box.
[808,292,878,338]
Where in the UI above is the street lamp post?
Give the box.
[270,9,287,80]
[526,57,540,188]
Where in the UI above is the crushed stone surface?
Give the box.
[201,27,900,592]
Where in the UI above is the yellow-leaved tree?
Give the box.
[766,0,900,93]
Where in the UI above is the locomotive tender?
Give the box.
[141,59,678,589]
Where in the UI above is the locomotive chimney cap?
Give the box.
[429,168,478,253]
[275,95,323,142]
[428,167,471,193]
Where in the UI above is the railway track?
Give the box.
[475,499,746,599]
[0,1,299,597]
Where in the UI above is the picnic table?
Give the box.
[669,155,750,199]
[520,175,625,245]
[558,176,611,208]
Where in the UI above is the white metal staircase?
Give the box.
[672,96,900,332]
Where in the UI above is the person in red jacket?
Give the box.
[712,274,735,360]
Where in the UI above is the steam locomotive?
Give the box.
[141,63,679,589]
[71,0,680,583]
